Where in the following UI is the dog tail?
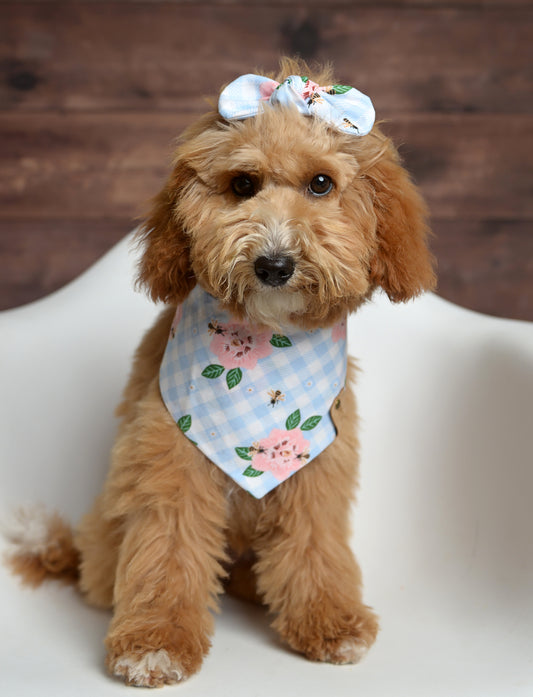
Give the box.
[2,504,80,587]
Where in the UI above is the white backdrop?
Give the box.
[1,234,532,696]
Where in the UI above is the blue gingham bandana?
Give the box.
[218,73,375,136]
[159,286,347,498]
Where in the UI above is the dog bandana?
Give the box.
[218,73,375,136]
[159,286,347,498]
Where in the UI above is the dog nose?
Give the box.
[254,255,295,287]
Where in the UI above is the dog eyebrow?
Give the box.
[223,147,268,175]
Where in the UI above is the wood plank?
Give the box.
[6,1,533,6]
[1,112,531,221]
[431,219,533,321]
[0,219,130,310]
[382,115,533,220]
[1,3,531,115]
[0,113,177,221]
[1,218,531,320]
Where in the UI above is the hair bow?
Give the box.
[218,73,375,136]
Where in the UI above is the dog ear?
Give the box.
[366,141,436,302]
[136,165,196,305]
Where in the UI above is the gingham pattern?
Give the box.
[159,286,347,498]
[218,73,375,136]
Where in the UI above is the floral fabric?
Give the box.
[159,286,347,498]
[218,73,375,136]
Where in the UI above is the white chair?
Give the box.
[2,233,532,696]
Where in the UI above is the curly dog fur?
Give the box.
[7,58,435,687]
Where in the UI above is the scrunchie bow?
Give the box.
[218,73,375,136]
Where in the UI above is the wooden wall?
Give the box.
[1,0,532,319]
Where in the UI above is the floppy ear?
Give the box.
[136,164,196,305]
[367,141,436,302]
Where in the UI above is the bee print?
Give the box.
[307,92,324,106]
[208,320,226,336]
[343,118,359,133]
[248,442,267,456]
[267,389,285,407]
[296,449,311,462]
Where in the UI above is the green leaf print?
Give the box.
[332,84,352,94]
[177,415,192,433]
[202,364,225,379]
[235,447,253,461]
[301,415,322,431]
[242,465,264,478]
[226,367,243,390]
[270,334,292,348]
[285,409,301,430]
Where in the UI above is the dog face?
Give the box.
[138,62,436,329]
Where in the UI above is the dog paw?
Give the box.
[106,624,211,687]
[323,636,372,665]
[279,603,379,665]
[110,649,186,688]
[106,613,212,687]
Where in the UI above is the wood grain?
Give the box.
[0,1,532,319]
[0,219,129,310]
[431,220,533,321]
[1,112,531,221]
[1,3,531,114]
[5,1,532,5]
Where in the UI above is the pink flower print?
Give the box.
[251,428,310,481]
[210,324,273,370]
[332,318,347,343]
[259,79,279,101]
[301,79,321,100]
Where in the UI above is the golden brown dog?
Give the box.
[7,58,435,687]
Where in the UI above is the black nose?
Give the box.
[254,255,295,287]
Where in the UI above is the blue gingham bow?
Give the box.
[218,73,375,136]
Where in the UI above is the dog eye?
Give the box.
[231,175,257,198]
[308,174,333,197]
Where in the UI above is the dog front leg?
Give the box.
[102,404,228,688]
[253,456,379,664]
[105,497,227,687]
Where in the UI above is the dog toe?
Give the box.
[278,602,379,665]
[111,649,186,688]
[326,637,370,664]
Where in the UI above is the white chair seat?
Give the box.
[1,233,532,696]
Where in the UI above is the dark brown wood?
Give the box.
[431,220,533,321]
[1,1,532,320]
[382,115,533,220]
[4,1,533,9]
[0,113,176,221]
[1,113,531,221]
[1,4,531,114]
[0,219,129,310]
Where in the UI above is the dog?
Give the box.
[6,58,435,687]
